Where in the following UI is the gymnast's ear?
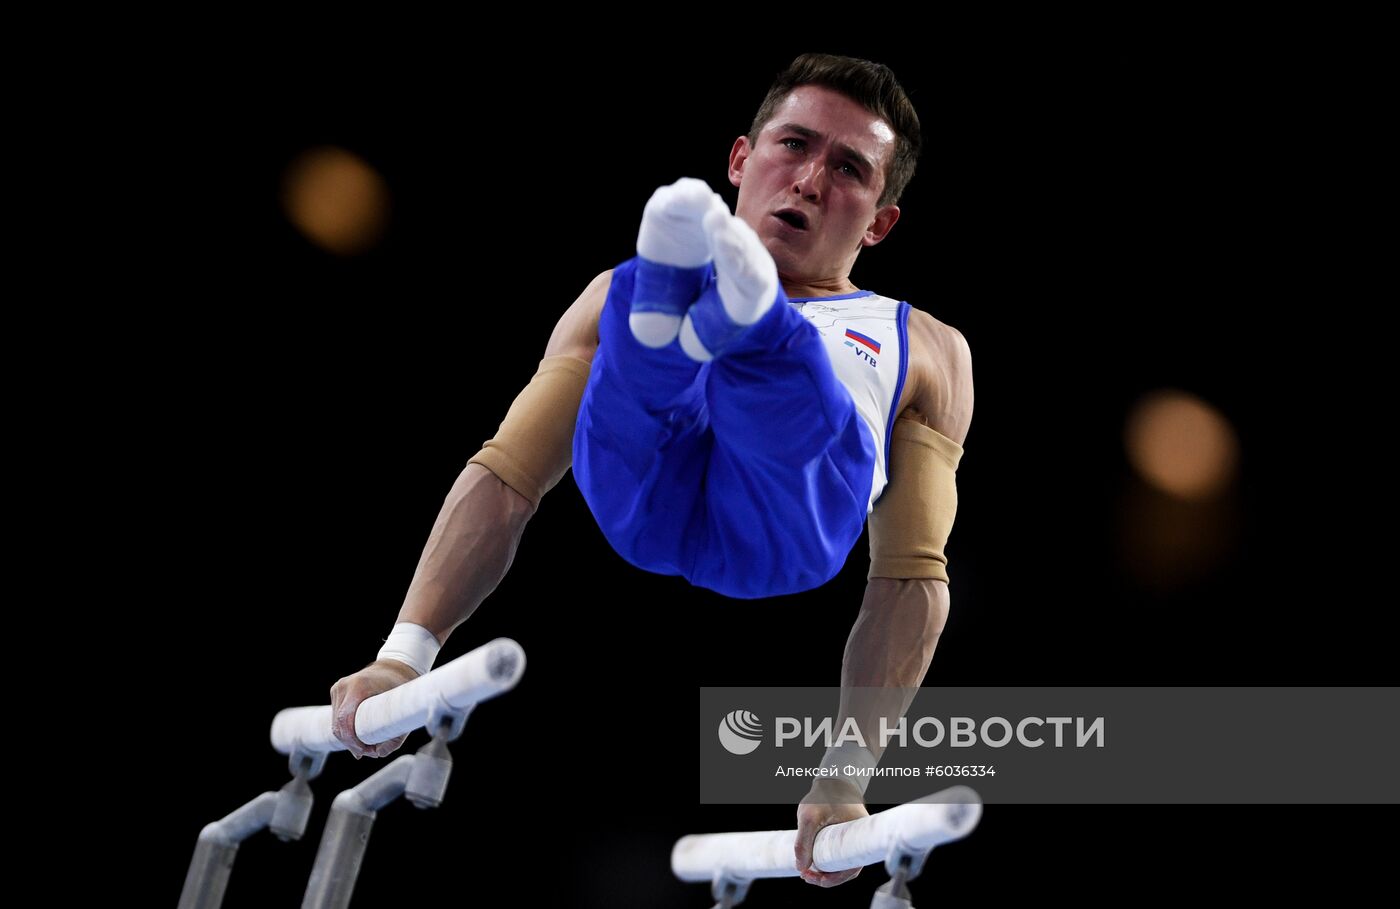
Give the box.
[728,135,753,189]
[862,205,901,248]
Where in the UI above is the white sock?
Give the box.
[677,209,779,361]
[631,178,729,348]
[704,207,779,326]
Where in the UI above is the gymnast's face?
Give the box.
[728,85,901,289]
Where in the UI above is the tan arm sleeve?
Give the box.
[867,418,965,583]
[466,354,593,510]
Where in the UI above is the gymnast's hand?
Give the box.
[795,779,868,887]
[329,659,417,759]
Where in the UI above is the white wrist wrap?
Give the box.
[376,622,440,677]
[819,742,878,795]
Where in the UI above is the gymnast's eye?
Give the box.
[782,137,804,150]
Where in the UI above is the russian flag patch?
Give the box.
[844,329,880,353]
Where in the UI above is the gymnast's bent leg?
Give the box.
[572,180,726,580]
[682,211,876,599]
[573,181,875,599]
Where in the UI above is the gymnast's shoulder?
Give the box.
[544,268,614,362]
[898,306,973,448]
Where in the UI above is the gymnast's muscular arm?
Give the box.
[839,311,973,754]
[327,269,612,758]
[795,310,973,887]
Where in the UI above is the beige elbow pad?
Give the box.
[466,355,593,510]
[867,419,964,583]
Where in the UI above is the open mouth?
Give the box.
[773,210,809,230]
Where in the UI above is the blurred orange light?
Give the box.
[280,146,389,255]
[1124,389,1239,501]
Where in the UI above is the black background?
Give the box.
[155,34,1393,907]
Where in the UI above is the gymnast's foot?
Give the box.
[677,207,781,362]
[630,178,729,348]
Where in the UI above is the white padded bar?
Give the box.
[671,786,981,881]
[269,637,526,755]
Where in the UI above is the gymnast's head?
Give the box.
[728,53,922,283]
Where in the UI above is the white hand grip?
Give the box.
[269,637,526,755]
[671,786,981,881]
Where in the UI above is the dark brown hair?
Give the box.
[747,53,921,208]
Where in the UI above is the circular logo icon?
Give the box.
[718,709,764,755]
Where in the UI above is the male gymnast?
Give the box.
[329,53,973,889]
